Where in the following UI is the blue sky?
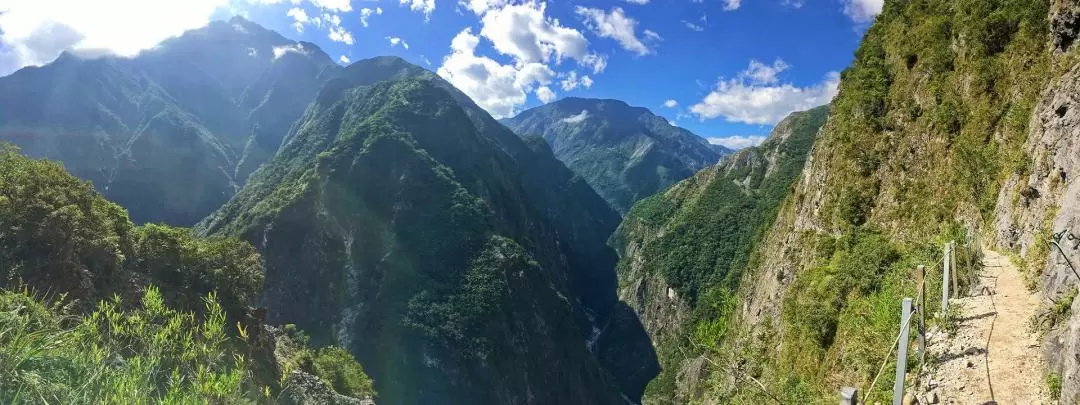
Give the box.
[0,0,882,148]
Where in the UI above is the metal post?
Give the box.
[840,386,858,405]
[917,265,926,371]
[950,241,958,298]
[893,298,913,405]
[942,243,951,313]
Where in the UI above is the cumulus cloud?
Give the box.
[560,71,593,91]
[664,99,677,108]
[690,59,839,125]
[360,7,384,27]
[400,0,436,19]
[309,0,351,12]
[707,135,767,150]
[575,6,659,56]
[386,36,410,49]
[324,14,354,45]
[458,0,507,14]
[626,0,649,4]
[338,54,350,64]
[0,0,234,75]
[478,2,606,73]
[843,0,883,22]
[561,109,590,124]
[437,28,556,118]
[723,0,741,11]
[536,86,556,103]
[287,7,310,32]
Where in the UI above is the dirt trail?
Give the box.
[922,249,1048,404]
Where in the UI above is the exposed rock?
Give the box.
[277,371,368,405]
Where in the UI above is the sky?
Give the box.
[0,0,883,149]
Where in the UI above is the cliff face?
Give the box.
[610,106,827,403]
[994,2,1080,401]
[199,57,658,405]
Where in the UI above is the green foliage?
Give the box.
[1048,372,1063,400]
[310,346,375,399]
[131,224,263,316]
[0,286,251,404]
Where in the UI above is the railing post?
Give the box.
[942,243,951,312]
[893,298,913,405]
[840,386,858,405]
[917,265,926,372]
[950,241,958,298]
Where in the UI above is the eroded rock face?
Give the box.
[994,4,1080,401]
[277,371,368,405]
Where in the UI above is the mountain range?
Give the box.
[504,98,730,214]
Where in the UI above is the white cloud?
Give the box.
[722,0,740,11]
[273,43,308,59]
[707,135,767,150]
[459,0,507,14]
[360,7,383,27]
[560,70,593,91]
[561,109,590,124]
[287,8,310,32]
[536,86,556,103]
[625,0,649,4]
[386,36,409,49]
[320,12,354,45]
[0,0,236,75]
[479,2,606,73]
[400,0,436,19]
[420,54,432,66]
[338,54,350,64]
[575,6,658,56]
[843,0,883,22]
[681,20,704,32]
[438,28,556,118]
[310,0,352,12]
[783,0,805,8]
[663,99,677,108]
[690,59,839,125]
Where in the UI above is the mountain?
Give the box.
[0,147,375,404]
[609,106,827,403]
[609,0,1075,403]
[503,98,729,214]
[0,16,339,225]
[198,56,658,404]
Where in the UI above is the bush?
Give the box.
[311,346,375,399]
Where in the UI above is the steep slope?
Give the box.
[648,0,1059,403]
[199,57,658,404]
[610,106,828,403]
[503,98,728,214]
[0,17,339,225]
[0,147,374,404]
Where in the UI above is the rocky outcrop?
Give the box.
[277,371,369,405]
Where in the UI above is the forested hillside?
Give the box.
[0,147,373,404]
[0,17,339,225]
[199,56,658,404]
[504,98,728,214]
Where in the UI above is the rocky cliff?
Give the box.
[610,106,827,403]
[199,56,658,404]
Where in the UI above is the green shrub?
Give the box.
[311,346,375,399]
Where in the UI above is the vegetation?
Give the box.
[503,98,726,214]
[0,147,373,403]
[611,106,828,403]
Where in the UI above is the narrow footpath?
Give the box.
[922,249,1048,404]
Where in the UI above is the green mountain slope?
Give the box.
[198,56,658,404]
[620,0,1060,403]
[0,147,373,404]
[503,98,729,214]
[0,17,339,225]
[610,106,828,403]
